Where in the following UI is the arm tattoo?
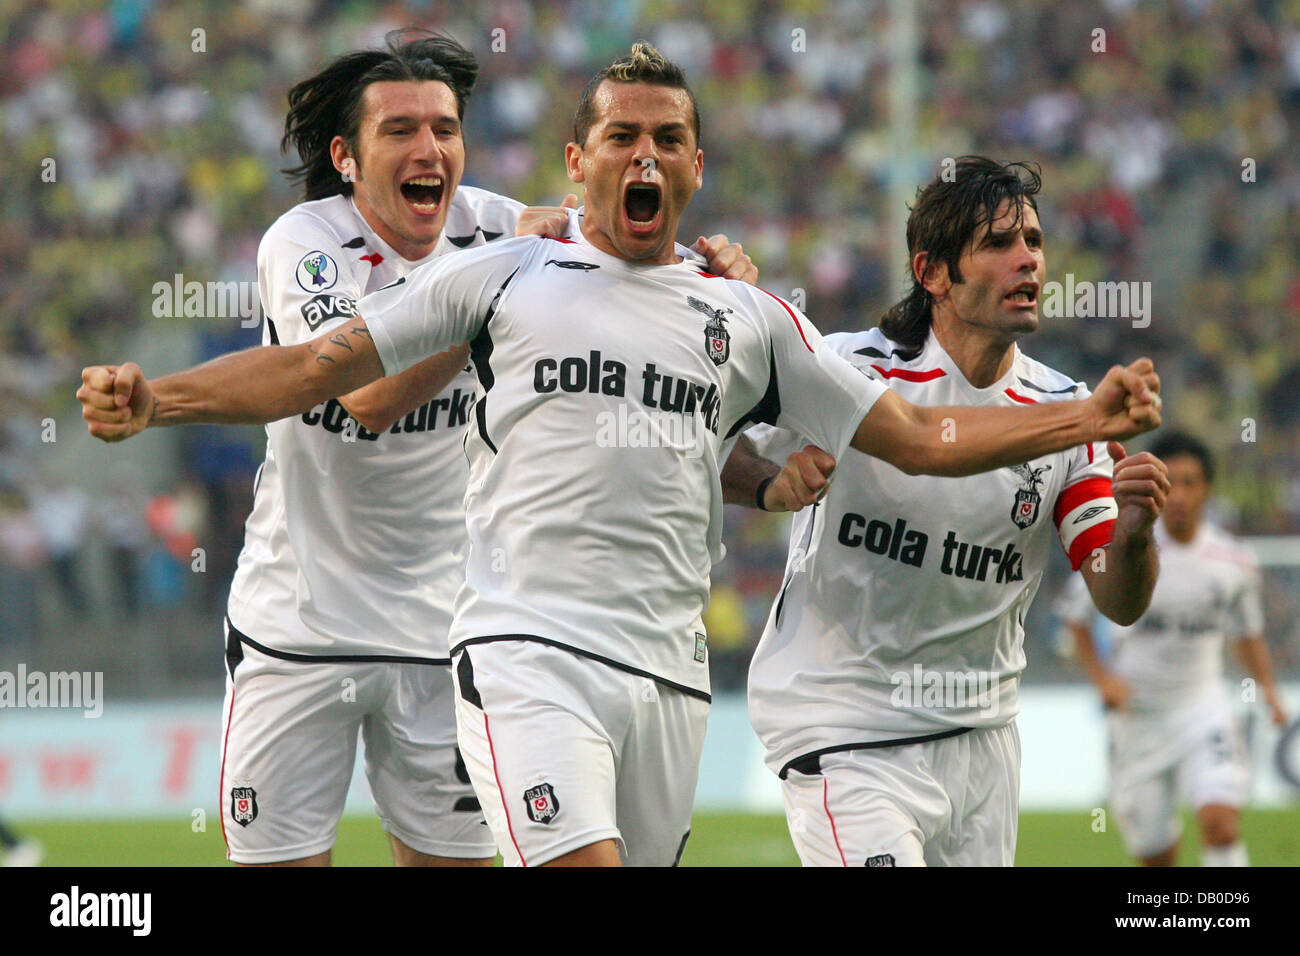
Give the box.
[148,396,159,425]
[349,325,372,339]
[328,333,352,352]
[307,344,336,366]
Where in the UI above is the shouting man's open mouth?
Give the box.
[400,175,444,215]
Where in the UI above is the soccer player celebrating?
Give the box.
[78,51,1163,867]
[184,31,754,868]
[1062,431,1288,866]
[725,157,1170,866]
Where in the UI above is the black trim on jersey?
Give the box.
[724,344,782,440]
[251,461,265,499]
[773,502,819,630]
[266,318,280,345]
[1016,375,1080,396]
[446,227,504,248]
[854,343,921,363]
[456,650,483,708]
[450,634,712,703]
[225,619,451,666]
[468,266,520,455]
[342,236,365,249]
[777,727,975,779]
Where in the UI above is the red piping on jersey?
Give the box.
[1086,442,1095,464]
[544,236,577,244]
[823,778,847,866]
[484,712,526,866]
[869,365,946,382]
[1004,388,1038,404]
[360,253,383,267]
[1068,519,1116,571]
[1053,477,1114,528]
[757,287,814,352]
[218,685,237,860]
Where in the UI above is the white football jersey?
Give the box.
[359,231,887,699]
[226,187,524,659]
[746,327,1119,775]
[1060,520,1264,710]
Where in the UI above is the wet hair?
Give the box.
[281,29,478,201]
[572,41,700,147]
[1149,430,1215,484]
[880,156,1042,349]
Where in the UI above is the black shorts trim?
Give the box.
[225,618,451,667]
[449,634,712,704]
[778,727,975,779]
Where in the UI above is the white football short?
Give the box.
[1107,686,1249,858]
[219,622,496,864]
[451,639,710,867]
[780,723,1021,867]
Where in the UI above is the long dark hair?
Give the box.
[880,156,1042,349]
[281,29,478,201]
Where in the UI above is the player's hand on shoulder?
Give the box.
[515,194,578,239]
[765,444,835,512]
[693,234,758,285]
[1109,441,1170,535]
[78,362,154,442]
[1088,358,1162,440]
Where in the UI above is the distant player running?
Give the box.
[78,50,1162,867]
[726,157,1169,866]
[1062,431,1288,866]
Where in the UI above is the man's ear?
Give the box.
[565,142,585,184]
[915,252,950,298]
[329,135,356,179]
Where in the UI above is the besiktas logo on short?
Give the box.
[231,786,258,826]
[524,782,559,824]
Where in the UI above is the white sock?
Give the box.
[1201,842,1249,867]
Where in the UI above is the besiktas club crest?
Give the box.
[1009,462,1052,529]
[230,786,258,827]
[687,295,733,366]
[523,782,559,824]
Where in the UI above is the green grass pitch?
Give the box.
[10,808,1300,866]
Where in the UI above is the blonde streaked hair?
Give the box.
[572,41,700,146]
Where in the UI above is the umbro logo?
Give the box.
[545,259,600,270]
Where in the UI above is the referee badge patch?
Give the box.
[230,786,258,827]
[864,853,896,867]
[524,783,560,824]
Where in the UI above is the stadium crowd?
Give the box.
[2,0,1297,689]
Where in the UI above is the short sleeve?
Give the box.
[360,236,534,376]
[757,291,887,462]
[257,214,367,347]
[1051,385,1118,570]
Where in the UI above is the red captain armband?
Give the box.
[1054,477,1118,570]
